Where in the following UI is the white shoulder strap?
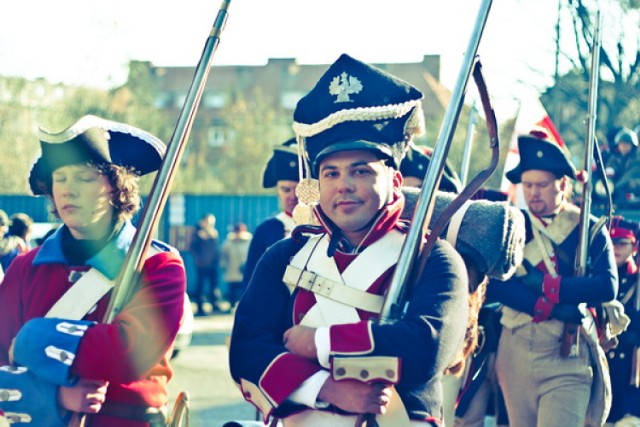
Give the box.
[45,246,161,320]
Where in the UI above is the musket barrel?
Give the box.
[575,9,601,277]
[104,0,232,323]
[380,0,493,322]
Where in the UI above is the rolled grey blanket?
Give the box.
[402,187,525,280]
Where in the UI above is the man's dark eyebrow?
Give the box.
[320,160,372,172]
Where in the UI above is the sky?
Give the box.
[0,0,578,121]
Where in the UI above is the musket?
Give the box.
[70,2,232,426]
[105,0,231,323]
[568,9,602,358]
[380,0,494,322]
[354,4,496,426]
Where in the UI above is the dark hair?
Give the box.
[45,162,141,223]
[9,213,33,239]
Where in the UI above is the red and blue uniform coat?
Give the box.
[229,204,469,424]
[606,260,640,422]
[0,222,186,427]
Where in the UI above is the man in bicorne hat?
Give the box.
[487,132,617,427]
[229,54,469,426]
[605,216,640,426]
[241,138,299,293]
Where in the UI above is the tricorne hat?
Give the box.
[505,133,576,184]
[28,115,165,195]
[609,215,638,246]
[292,53,425,178]
[400,143,462,193]
[261,138,300,188]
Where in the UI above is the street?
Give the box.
[167,312,259,427]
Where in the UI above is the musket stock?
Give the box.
[566,10,601,359]
[69,2,232,427]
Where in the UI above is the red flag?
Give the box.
[500,96,564,207]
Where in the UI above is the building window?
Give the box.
[154,92,173,109]
[204,92,227,109]
[208,125,226,147]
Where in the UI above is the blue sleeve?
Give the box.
[0,366,67,426]
[486,276,541,316]
[370,240,469,384]
[556,223,617,304]
[241,219,284,291]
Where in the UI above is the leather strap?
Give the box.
[283,265,384,314]
[45,247,161,321]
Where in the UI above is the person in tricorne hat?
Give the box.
[0,115,186,426]
[488,132,617,426]
[229,53,469,426]
[400,142,462,193]
[605,215,640,426]
[241,138,300,296]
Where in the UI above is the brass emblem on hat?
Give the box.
[329,72,363,103]
[537,150,543,158]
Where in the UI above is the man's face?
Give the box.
[521,170,565,216]
[276,180,299,214]
[318,150,400,245]
[617,141,634,156]
[612,240,636,267]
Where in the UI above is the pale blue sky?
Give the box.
[0,0,597,120]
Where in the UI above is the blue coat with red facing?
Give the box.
[229,194,469,425]
[606,259,640,422]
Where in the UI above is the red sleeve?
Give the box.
[72,252,186,382]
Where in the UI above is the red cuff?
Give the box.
[542,275,562,303]
[329,321,374,355]
[532,296,554,322]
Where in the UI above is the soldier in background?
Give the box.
[241,139,299,293]
[399,142,462,193]
[487,132,617,427]
[605,216,640,427]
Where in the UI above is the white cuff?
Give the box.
[287,370,331,408]
[315,326,331,369]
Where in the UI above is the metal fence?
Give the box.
[0,194,280,295]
